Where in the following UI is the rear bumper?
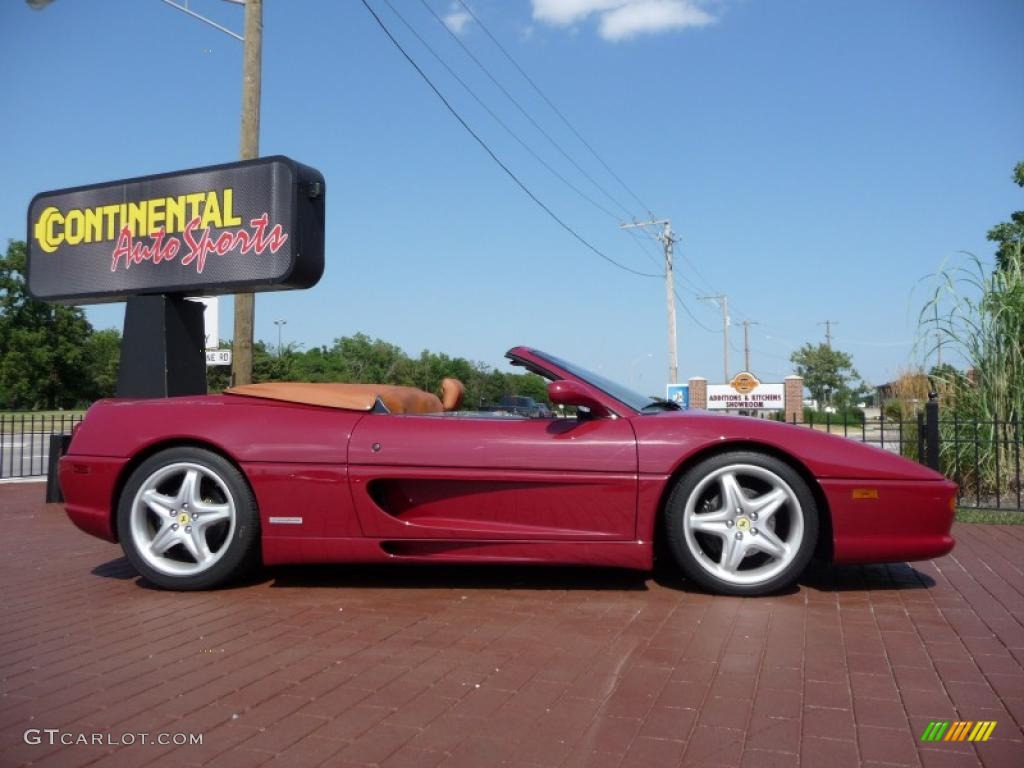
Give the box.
[58,455,126,542]
[823,478,957,564]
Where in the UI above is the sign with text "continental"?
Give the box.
[27,156,325,304]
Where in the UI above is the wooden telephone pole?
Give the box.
[700,294,730,381]
[620,219,678,384]
[232,0,262,385]
[742,320,759,372]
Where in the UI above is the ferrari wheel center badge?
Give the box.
[178,513,190,525]
[736,517,751,532]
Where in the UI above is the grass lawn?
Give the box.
[956,508,1024,524]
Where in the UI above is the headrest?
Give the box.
[441,378,465,411]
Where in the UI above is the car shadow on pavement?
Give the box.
[91,556,654,591]
[264,563,654,592]
[91,557,141,580]
[91,557,935,595]
[799,560,936,591]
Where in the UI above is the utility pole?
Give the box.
[232,0,262,386]
[741,320,759,372]
[818,320,837,348]
[700,294,729,381]
[620,219,678,384]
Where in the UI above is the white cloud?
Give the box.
[599,1,714,40]
[532,0,716,41]
[532,0,623,26]
[443,7,473,35]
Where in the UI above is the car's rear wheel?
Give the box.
[117,446,260,590]
[664,451,818,596]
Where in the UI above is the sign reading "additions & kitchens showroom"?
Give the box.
[27,156,325,303]
[707,372,784,410]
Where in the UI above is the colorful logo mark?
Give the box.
[920,721,996,742]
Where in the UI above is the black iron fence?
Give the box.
[786,399,1022,511]
[3,405,1020,511]
[0,414,83,480]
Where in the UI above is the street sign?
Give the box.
[206,349,232,366]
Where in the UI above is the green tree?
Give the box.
[0,240,97,409]
[987,161,1024,271]
[84,328,122,399]
[789,343,860,409]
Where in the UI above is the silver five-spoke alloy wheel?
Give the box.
[666,451,819,595]
[128,462,236,577]
[683,464,802,586]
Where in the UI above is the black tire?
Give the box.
[117,446,260,590]
[664,451,819,596]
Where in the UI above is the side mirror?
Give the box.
[547,380,611,418]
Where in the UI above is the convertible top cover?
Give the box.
[226,380,463,414]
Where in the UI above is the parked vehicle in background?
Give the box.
[495,395,553,418]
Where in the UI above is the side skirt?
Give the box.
[261,537,653,570]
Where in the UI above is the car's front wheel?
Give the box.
[117,446,260,590]
[664,451,819,596]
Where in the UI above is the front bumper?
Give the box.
[822,478,957,564]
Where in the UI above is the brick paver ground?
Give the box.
[1,481,1022,767]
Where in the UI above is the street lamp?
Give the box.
[273,319,287,357]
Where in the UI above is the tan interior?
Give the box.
[226,378,465,415]
[440,378,464,411]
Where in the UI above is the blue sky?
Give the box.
[2,0,1021,391]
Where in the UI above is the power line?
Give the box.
[454,0,652,216]
[416,2,742,344]
[379,0,623,224]
[418,0,638,221]
[360,0,661,279]
[676,249,718,295]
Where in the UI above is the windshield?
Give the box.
[530,350,659,413]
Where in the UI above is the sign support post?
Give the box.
[117,295,207,398]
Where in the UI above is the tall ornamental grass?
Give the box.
[918,244,1023,503]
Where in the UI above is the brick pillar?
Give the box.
[688,377,707,410]
[784,375,803,423]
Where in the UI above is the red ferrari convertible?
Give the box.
[59,346,956,595]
